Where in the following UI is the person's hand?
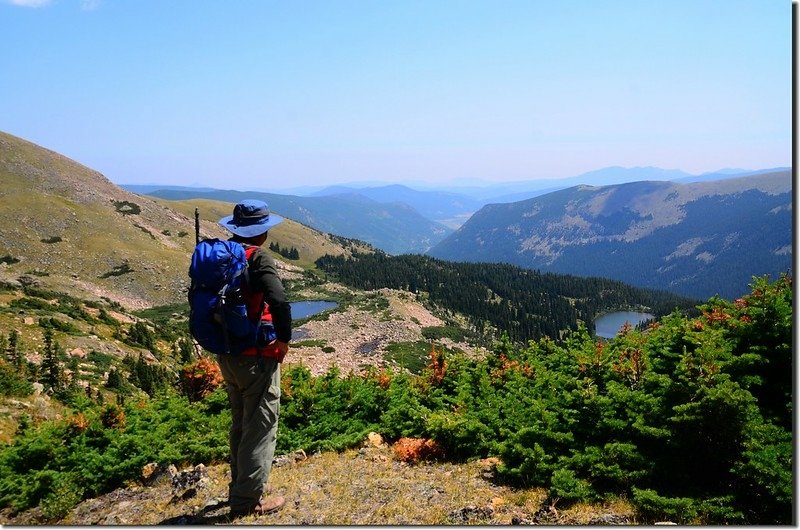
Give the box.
[269,340,289,362]
[272,340,289,356]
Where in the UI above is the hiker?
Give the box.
[216,199,292,517]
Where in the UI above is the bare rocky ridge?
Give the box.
[291,287,486,376]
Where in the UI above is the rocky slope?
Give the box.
[290,286,486,376]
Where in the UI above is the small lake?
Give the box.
[594,311,655,338]
[291,300,338,320]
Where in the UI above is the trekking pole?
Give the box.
[194,207,200,244]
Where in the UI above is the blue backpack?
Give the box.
[188,239,262,355]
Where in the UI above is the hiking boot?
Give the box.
[230,495,286,518]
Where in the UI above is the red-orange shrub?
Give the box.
[392,437,445,463]
[181,356,224,401]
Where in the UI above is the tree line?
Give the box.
[269,241,300,260]
[315,252,699,343]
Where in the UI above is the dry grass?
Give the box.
[270,449,500,525]
[558,498,638,525]
[12,435,638,526]
[262,444,633,525]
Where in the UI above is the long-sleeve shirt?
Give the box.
[244,245,292,343]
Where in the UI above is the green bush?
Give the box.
[123,322,157,350]
[278,366,387,453]
[39,317,82,335]
[9,297,52,312]
[0,391,231,516]
[112,200,141,216]
[39,472,83,521]
[0,360,33,397]
[99,262,134,279]
[421,325,468,342]
[550,468,595,503]
[383,341,431,374]
[13,287,99,324]
[86,350,114,372]
[489,275,792,523]
[632,488,700,523]
[0,275,790,524]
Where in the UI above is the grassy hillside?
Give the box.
[0,131,371,308]
[0,132,217,308]
[157,198,376,271]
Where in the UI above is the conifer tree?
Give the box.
[105,367,123,390]
[174,335,194,364]
[9,330,22,371]
[40,328,65,392]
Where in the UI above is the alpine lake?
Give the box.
[291,300,338,320]
[593,311,655,339]
[290,301,654,341]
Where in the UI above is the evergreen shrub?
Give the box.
[0,275,790,524]
[0,360,33,397]
[0,391,231,516]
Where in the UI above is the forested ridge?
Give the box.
[316,252,698,343]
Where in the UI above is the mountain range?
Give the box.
[130,166,791,257]
[2,129,791,302]
[307,184,483,229]
[145,188,452,255]
[428,171,792,300]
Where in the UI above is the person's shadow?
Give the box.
[158,499,231,525]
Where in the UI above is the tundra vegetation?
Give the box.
[0,275,791,524]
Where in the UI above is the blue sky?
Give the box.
[0,0,792,190]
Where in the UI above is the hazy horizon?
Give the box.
[115,164,791,195]
[1,0,791,190]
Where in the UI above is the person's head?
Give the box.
[218,199,283,245]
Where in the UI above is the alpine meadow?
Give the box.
[1,0,794,523]
[0,126,793,525]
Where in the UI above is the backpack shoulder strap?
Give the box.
[242,245,259,284]
[241,245,269,320]
[243,244,259,260]
[244,245,260,282]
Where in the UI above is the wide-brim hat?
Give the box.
[218,199,284,238]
